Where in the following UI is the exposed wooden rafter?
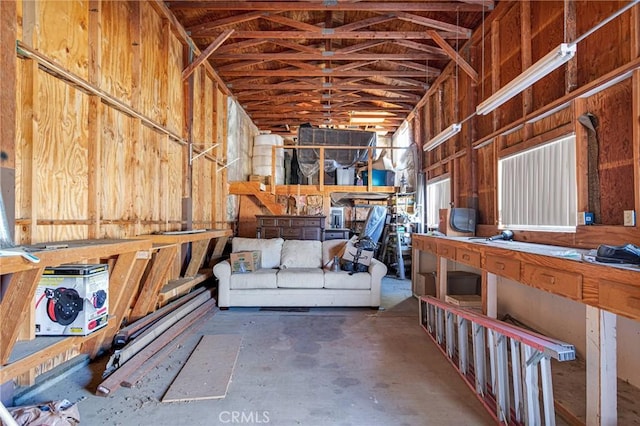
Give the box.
[167,0,490,134]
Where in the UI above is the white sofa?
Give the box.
[213,237,386,308]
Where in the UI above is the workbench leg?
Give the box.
[129,245,177,322]
[436,256,448,300]
[484,272,498,319]
[586,306,617,426]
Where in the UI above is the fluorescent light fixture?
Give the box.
[423,123,461,151]
[476,43,576,115]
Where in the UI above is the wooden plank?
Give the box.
[0,0,17,169]
[207,236,229,267]
[97,298,216,396]
[1,268,45,364]
[0,321,113,383]
[586,306,617,426]
[162,334,242,402]
[157,273,210,306]
[116,287,208,346]
[184,239,210,277]
[182,29,234,81]
[121,309,215,388]
[426,30,478,82]
[129,245,178,321]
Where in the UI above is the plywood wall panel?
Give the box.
[101,106,135,224]
[100,1,133,103]
[36,0,89,80]
[476,146,496,225]
[139,2,165,124]
[166,31,184,136]
[498,2,523,128]
[576,0,632,87]
[530,1,566,111]
[586,80,635,225]
[35,72,89,242]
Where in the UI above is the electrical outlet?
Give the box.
[624,210,636,227]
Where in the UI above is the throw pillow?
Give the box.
[280,240,322,269]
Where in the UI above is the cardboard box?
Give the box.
[414,272,437,297]
[34,264,109,336]
[230,251,261,273]
[341,239,374,266]
[445,294,482,310]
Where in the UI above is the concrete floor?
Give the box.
[15,277,494,426]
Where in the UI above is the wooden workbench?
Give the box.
[412,234,640,424]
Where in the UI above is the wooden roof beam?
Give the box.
[392,39,448,56]
[331,15,397,32]
[211,53,457,61]
[208,30,467,40]
[334,40,389,54]
[182,29,235,80]
[218,69,430,78]
[426,30,478,82]
[390,11,471,37]
[214,38,270,54]
[262,13,324,32]
[227,82,426,91]
[186,11,272,35]
[168,2,492,12]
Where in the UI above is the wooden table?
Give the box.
[0,238,152,384]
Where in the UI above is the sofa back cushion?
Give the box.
[280,240,322,268]
[231,237,284,269]
[322,239,348,266]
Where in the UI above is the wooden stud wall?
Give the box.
[9,0,230,244]
[419,0,640,245]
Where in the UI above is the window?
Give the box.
[426,177,451,228]
[498,135,577,232]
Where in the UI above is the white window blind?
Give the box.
[426,178,451,228]
[498,135,577,232]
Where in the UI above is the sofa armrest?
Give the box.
[368,258,386,307]
[213,261,232,307]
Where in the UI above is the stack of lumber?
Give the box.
[96,287,216,396]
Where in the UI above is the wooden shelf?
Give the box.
[0,238,153,383]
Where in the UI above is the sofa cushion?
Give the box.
[277,268,324,288]
[322,239,348,266]
[232,237,284,269]
[280,240,322,269]
[324,271,371,289]
[230,268,278,289]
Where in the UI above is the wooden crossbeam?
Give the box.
[202,30,465,40]
[427,30,478,82]
[169,2,491,12]
[219,69,429,78]
[182,29,235,81]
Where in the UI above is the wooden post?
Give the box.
[586,306,617,426]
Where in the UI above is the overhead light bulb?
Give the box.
[476,43,576,115]
[423,123,461,151]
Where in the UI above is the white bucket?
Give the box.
[252,155,283,169]
[336,167,355,185]
[254,134,283,146]
[253,145,285,158]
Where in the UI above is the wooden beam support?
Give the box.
[0,268,45,364]
[182,29,235,81]
[586,306,617,426]
[427,30,478,83]
[169,2,490,12]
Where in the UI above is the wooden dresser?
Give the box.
[256,215,326,240]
